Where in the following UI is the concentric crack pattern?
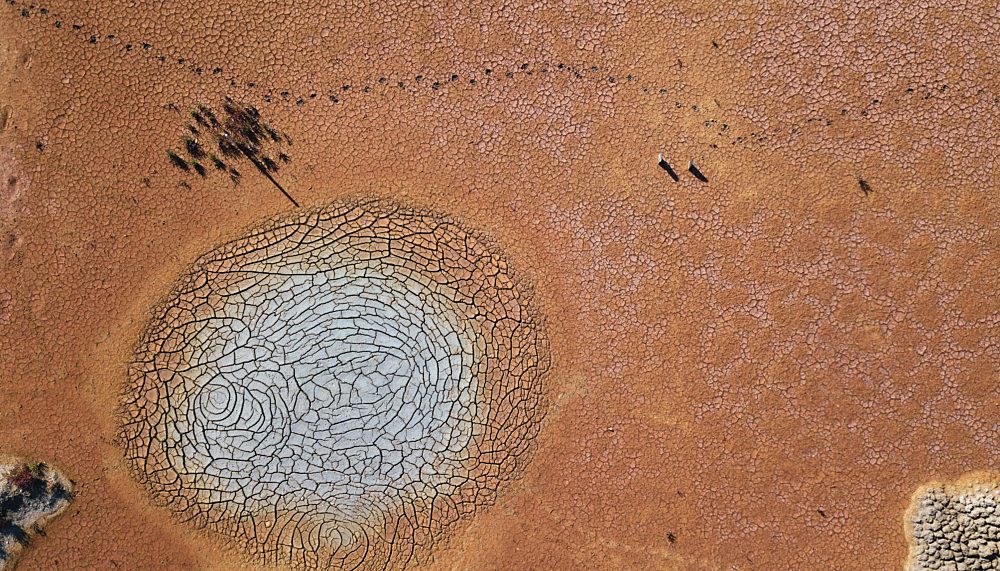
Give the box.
[118,199,549,570]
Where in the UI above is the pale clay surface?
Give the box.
[181,269,478,512]
[908,481,1000,571]
[118,201,549,570]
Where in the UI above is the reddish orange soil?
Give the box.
[0,1,997,569]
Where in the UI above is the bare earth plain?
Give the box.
[0,1,997,569]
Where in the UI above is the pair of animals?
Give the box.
[657,154,708,183]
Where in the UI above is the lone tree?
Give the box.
[166,97,298,207]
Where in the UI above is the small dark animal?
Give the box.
[688,161,708,183]
[658,154,679,182]
[166,150,189,171]
[858,178,873,196]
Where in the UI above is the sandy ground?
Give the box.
[0,1,997,569]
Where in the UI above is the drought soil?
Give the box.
[0,1,997,569]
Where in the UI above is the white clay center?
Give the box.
[171,266,479,520]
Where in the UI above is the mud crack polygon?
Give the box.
[117,199,549,570]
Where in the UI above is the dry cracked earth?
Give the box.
[0,1,997,570]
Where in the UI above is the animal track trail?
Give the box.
[6,0,990,163]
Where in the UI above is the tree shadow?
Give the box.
[166,98,298,207]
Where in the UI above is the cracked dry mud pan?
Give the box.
[117,199,549,570]
[906,476,1000,571]
[2,0,1000,568]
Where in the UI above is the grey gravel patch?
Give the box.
[907,481,1000,571]
[0,458,74,570]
